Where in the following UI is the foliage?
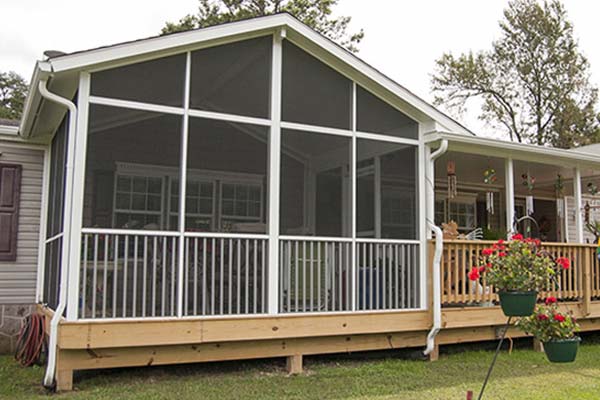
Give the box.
[482,227,505,241]
[517,297,580,341]
[468,234,568,291]
[0,71,27,121]
[161,0,364,53]
[585,220,600,242]
[431,0,600,148]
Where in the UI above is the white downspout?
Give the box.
[38,79,78,388]
[423,139,447,356]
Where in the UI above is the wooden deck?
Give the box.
[44,240,600,391]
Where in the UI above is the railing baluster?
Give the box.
[202,238,207,315]
[152,236,157,317]
[162,237,167,317]
[194,238,198,315]
[132,236,138,318]
[123,235,129,318]
[113,235,119,318]
[81,235,88,319]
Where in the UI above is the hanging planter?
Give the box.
[470,234,570,318]
[497,290,537,317]
[543,337,581,363]
[517,298,581,363]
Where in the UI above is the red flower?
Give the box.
[556,257,570,270]
[482,248,494,256]
[545,296,557,305]
[554,314,566,322]
[537,314,549,321]
[478,266,487,273]
[497,239,505,245]
[468,267,480,281]
[512,233,524,241]
[498,252,507,257]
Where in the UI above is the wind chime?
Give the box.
[554,174,565,219]
[447,160,457,199]
[522,172,535,216]
[483,167,497,228]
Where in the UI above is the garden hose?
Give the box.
[14,313,47,367]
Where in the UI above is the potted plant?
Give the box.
[517,297,581,363]
[468,234,569,317]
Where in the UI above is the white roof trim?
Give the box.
[426,131,600,167]
[22,13,472,139]
[0,124,19,136]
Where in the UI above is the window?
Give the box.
[282,41,352,129]
[91,54,186,107]
[220,183,263,227]
[114,175,164,229]
[190,36,272,118]
[448,200,476,230]
[356,86,418,139]
[434,199,446,226]
[170,179,215,230]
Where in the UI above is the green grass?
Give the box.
[2,336,600,399]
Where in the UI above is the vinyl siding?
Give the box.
[0,142,45,304]
[566,195,600,243]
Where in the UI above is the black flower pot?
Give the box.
[543,337,581,363]
[497,290,537,317]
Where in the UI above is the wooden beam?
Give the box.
[57,331,428,371]
[58,311,431,349]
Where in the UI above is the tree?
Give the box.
[0,71,27,121]
[162,0,364,53]
[431,0,600,148]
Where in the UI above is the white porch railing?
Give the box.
[183,235,268,316]
[79,230,421,319]
[356,240,420,311]
[279,238,352,313]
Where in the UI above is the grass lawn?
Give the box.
[2,335,600,399]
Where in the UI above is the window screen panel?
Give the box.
[91,54,186,107]
[282,41,352,130]
[190,36,272,118]
[356,86,418,139]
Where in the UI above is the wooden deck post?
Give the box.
[583,247,592,316]
[533,338,544,353]
[55,350,73,392]
[286,354,303,374]
[428,343,440,361]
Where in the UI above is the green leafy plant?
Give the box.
[517,297,580,341]
[468,234,569,292]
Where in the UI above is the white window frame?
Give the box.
[112,171,166,229]
[219,181,264,229]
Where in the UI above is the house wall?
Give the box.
[566,194,600,243]
[0,136,45,353]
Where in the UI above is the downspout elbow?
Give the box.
[423,223,443,356]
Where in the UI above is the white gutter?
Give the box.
[423,139,447,357]
[37,79,77,388]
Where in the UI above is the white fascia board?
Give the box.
[0,125,19,136]
[425,131,600,168]
[48,15,289,73]
[19,61,52,139]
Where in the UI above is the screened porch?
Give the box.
[41,33,425,321]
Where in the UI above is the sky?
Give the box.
[1,0,599,137]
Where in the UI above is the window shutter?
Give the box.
[0,164,22,261]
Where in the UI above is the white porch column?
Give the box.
[504,157,515,237]
[574,167,584,243]
[65,72,91,320]
[267,31,283,314]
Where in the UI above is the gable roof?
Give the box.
[20,13,474,139]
